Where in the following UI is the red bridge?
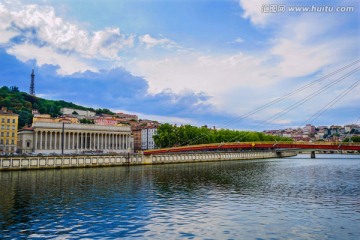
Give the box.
[144,142,360,155]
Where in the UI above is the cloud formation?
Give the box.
[0,0,358,129]
[0,2,133,74]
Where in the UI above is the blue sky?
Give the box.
[0,0,359,130]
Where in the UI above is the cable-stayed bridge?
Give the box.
[144,59,360,158]
[144,142,360,158]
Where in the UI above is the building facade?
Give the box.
[141,127,158,150]
[131,126,142,151]
[17,122,133,154]
[17,126,34,154]
[0,107,18,154]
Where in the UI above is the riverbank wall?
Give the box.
[0,151,297,171]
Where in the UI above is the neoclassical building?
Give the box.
[18,121,133,154]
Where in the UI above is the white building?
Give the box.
[17,126,34,154]
[17,122,133,154]
[60,108,96,117]
[141,127,157,150]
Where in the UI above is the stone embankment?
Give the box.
[0,151,297,171]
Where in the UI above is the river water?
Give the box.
[0,154,359,239]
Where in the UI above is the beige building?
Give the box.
[17,121,133,154]
[17,126,34,154]
[0,107,18,154]
[33,114,79,124]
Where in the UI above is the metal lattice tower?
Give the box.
[30,69,35,96]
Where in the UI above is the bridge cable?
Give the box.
[187,66,359,145]
[217,59,360,128]
[180,60,360,146]
[302,79,360,125]
[256,67,359,129]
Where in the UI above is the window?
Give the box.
[0,139,3,144]
[12,133,15,137]
[0,132,3,137]
[12,119,15,123]
[1,118,4,123]
[7,119,10,123]
[12,126,15,130]
[6,126,9,130]
[6,139,9,144]
[11,140,14,144]
[27,141,30,147]
[6,132,9,137]
[1,125,3,130]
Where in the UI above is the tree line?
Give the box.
[153,123,293,148]
[343,136,360,142]
[0,86,115,128]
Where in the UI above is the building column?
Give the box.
[49,131,52,150]
[54,132,56,150]
[125,134,128,149]
[111,134,114,150]
[44,131,48,150]
[89,132,93,150]
[34,131,38,151]
[72,132,75,149]
[102,133,105,149]
[121,134,123,149]
[39,131,43,150]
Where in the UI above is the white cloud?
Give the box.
[129,10,359,126]
[234,37,244,43]
[0,2,133,74]
[7,44,96,75]
[138,34,176,49]
[239,0,271,26]
[270,15,358,78]
[0,4,17,44]
[128,52,280,115]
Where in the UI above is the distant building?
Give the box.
[141,127,158,150]
[115,112,138,121]
[131,126,142,151]
[303,124,315,136]
[60,108,96,117]
[33,113,79,124]
[94,116,118,126]
[0,107,18,154]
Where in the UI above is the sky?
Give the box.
[0,0,359,131]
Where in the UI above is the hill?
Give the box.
[0,86,115,128]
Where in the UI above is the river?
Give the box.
[0,154,359,239]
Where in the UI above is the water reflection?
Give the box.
[0,155,359,239]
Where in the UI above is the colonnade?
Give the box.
[34,130,131,152]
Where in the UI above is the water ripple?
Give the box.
[0,154,359,239]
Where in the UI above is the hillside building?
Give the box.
[60,108,96,117]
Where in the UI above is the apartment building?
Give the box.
[0,107,18,154]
